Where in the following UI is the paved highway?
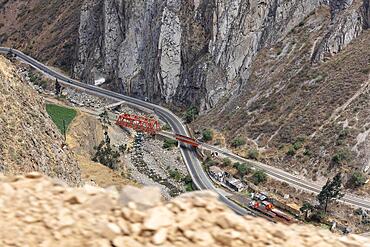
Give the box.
[0,47,251,215]
[1,47,369,211]
[201,143,370,210]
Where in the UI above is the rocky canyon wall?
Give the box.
[74,0,368,110]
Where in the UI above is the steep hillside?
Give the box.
[0,56,81,185]
[2,1,367,107]
[0,0,368,183]
[0,173,369,246]
[196,7,370,186]
[0,0,81,72]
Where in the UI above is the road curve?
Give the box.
[0,47,252,215]
[2,48,369,211]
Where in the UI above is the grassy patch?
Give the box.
[46,104,77,133]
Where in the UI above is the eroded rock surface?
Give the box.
[74,0,369,110]
[0,56,81,186]
[0,173,369,247]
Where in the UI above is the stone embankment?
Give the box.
[0,173,369,247]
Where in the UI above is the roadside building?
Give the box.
[225,177,245,192]
[209,166,225,182]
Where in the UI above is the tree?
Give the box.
[202,129,213,142]
[99,109,111,129]
[55,79,62,96]
[234,162,252,176]
[93,131,120,169]
[300,201,314,220]
[317,173,344,213]
[184,106,198,123]
[252,170,267,185]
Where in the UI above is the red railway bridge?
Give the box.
[116,113,161,135]
[115,113,200,147]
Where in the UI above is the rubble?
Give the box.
[0,173,369,247]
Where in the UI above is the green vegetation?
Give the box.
[99,109,111,129]
[247,149,259,160]
[332,148,352,165]
[169,168,183,182]
[46,104,77,135]
[184,106,198,123]
[303,148,312,156]
[163,138,178,150]
[162,124,171,131]
[317,173,344,213]
[183,175,194,192]
[222,158,232,167]
[231,137,246,148]
[286,146,296,156]
[93,131,121,170]
[202,129,213,142]
[348,172,367,188]
[55,79,62,96]
[300,201,314,220]
[252,170,267,185]
[29,72,47,89]
[234,162,252,176]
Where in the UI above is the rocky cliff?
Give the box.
[0,56,81,185]
[73,0,368,109]
[0,173,369,246]
[1,0,367,108]
[195,6,370,184]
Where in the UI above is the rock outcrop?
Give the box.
[0,56,81,185]
[0,173,369,247]
[73,0,368,110]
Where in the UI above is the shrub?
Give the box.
[202,129,213,142]
[247,149,259,160]
[231,137,246,148]
[310,211,326,222]
[303,148,312,156]
[252,170,267,185]
[235,162,252,176]
[184,106,198,123]
[169,169,183,181]
[222,158,232,167]
[332,148,351,165]
[162,124,171,131]
[163,138,178,150]
[348,172,367,188]
[286,146,296,156]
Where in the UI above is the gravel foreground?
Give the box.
[0,173,368,247]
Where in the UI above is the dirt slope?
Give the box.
[0,0,81,72]
[0,56,81,185]
[0,173,369,247]
[196,7,370,189]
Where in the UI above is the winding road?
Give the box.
[1,47,369,212]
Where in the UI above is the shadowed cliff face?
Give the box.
[74,0,368,111]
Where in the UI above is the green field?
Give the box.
[46,104,77,134]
